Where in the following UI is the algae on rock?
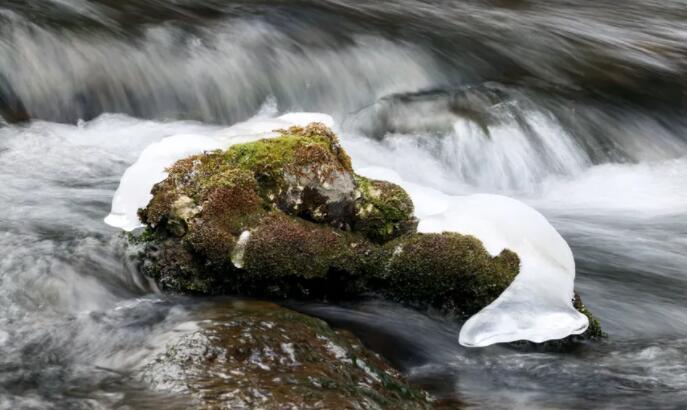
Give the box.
[139,300,432,409]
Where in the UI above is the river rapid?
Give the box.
[1,1,687,409]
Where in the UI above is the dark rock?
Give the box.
[139,300,432,409]
[133,123,519,317]
[0,74,30,124]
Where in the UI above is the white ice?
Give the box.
[106,112,588,347]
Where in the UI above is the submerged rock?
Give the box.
[0,74,30,124]
[133,123,518,317]
[139,300,432,409]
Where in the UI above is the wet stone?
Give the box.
[139,300,432,410]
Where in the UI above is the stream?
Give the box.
[1,1,687,409]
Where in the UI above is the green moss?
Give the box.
[199,172,264,235]
[354,176,418,243]
[222,124,351,182]
[127,227,160,245]
[574,293,606,339]
[216,126,351,220]
[145,125,349,218]
[199,167,256,196]
[378,232,519,315]
[240,213,364,298]
[184,221,236,268]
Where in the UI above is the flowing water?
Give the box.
[1,1,687,409]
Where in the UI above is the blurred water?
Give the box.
[1,1,686,409]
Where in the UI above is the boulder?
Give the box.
[132,123,519,317]
[131,122,602,336]
[139,300,432,409]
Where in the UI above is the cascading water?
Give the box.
[1,1,687,409]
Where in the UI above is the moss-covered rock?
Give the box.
[139,238,215,294]
[573,293,605,339]
[139,300,432,409]
[238,213,365,299]
[212,122,357,229]
[133,122,597,327]
[134,123,518,314]
[354,176,418,243]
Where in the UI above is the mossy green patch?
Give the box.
[239,213,365,298]
[574,293,606,339]
[354,175,418,243]
[378,232,519,315]
[218,124,352,201]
